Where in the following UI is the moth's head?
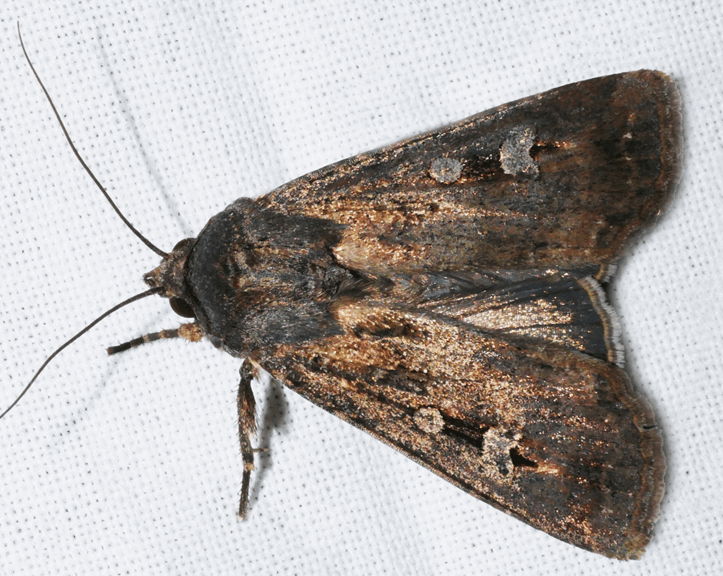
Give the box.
[143,237,197,319]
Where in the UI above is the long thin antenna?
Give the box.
[0,287,164,421]
[18,23,169,259]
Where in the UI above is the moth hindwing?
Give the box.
[92,71,684,559]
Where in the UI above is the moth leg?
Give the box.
[107,322,203,355]
[237,360,257,521]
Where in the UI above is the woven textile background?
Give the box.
[1,1,721,574]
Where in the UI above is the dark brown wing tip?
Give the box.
[593,71,682,284]
[638,69,684,215]
[614,370,667,560]
[624,427,666,560]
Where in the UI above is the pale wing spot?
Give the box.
[413,407,445,434]
[429,157,463,184]
[500,126,539,177]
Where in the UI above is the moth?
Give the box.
[10,32,681,562]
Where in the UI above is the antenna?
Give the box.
[0,287,164,420]
[18,23,169,259]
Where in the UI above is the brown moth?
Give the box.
[10,34,681,562]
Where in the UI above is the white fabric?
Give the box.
[1,1,721,574]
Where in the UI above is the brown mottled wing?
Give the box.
[258,70,681,278]
[259,302,664,560]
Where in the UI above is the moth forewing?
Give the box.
[258,303,664,559]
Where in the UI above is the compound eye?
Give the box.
[170,297,195,318]
[173,238,194,252]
